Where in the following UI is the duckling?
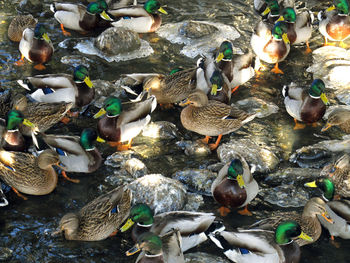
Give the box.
[321,108,350,133]
[0,149,64,199]
[15,23,54,71]
[93,95,156,150]
[179,90,256,150]
[209,220,312,263]
[17,65,94,109]
[109,0,167,33]
[126,230,185,263]
[211,157,259,217]
[54,186,132,241]
[50,0,114,36]
[318,0,350,48]
[7,14,37,42]
[251,21,290,74]
[120,203,224,252]
[282,79,329,130]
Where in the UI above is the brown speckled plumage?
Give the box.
[8,15,37,42]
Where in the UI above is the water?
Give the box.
[1,0,350,262]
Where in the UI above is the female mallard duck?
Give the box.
[17,65,94,109]
[0,149,64,200]
[15,23,54,71]
[12,94,73,137]
[1,110,35,152]
[321,108,350,133]
[251,21,290,74]
[245,197,333,246]
[7,14,37,42]
[179,90,256,150]
[40,128,103,175]
[50,0,114,36]
[211,157,259,217]
[126,230,185,263]
[93,95,156,150]
[120,203,224,252]
[54,186,132,241]
[209,220,312,263]
[282,79,329,130]
[109,0,167,33]
[318,0,350,48]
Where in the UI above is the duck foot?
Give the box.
[109,230,118,237]
[61,171,80,183]
[14,55,25,66]
[305,41,312,54]
[209,134,222,151]
[12,187,28,200]
[200,136,211,144]
[60,116,71,124]
[293,119,306,130]
[34,64,46,71]
[117,142,132,151]
[271,63,284,74]
[237,205,253,216]
[60,24,71,36]
[231,86,240,94]
[218,206,231,217]
[330,236,341,248]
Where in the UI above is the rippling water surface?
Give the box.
[1,0,350,262]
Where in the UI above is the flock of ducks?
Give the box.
[1,0,350,262]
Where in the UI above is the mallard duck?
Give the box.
[120,203,224,252]
[17,65,94,109]
[209,220,312,263]
[279,7,313,53]
[0,149,63,200]
[53,186,132,241]
[321,108,350,133]
[126,230,185,263]
[50,0,114,36]
[109,0,167,33]
[282,79,329,130]
[179,90,256,150]
[318,0,350,48]
[93,95,156,150]
[1,110,35,152]
[251,21,290,74]
[11,94,73,137]
[40,128,103,175]
[245,197,332,246]
[254,0,294,17]
[7,14,37,42]
[15,23,54,71]
[211,156,259,217]
[254,0,283,24]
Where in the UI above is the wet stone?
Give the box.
[142,121,180,140]
[179,21,219,38]
[18,0,43,14]
[183,193,204,211]
[94,27,141,56]
[60,55,93,68]
[125,158,147,178]
[127,174,187,214]
[176,140,211,156]
[263,167,321,185]
[92,79,126,107]
[185,252,231,263]
[172,169,217,196]
[104,151,134,168]
[236,97,279,118]
[0,247,12,261]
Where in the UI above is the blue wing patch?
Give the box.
[123,16,131,19]
[4,165,15,171]
[239,248,250,254]
[111,206,119,214]
[42,87,54,95]
[55,148,67,156]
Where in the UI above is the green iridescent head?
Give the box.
[210,70,224,95]
[80,128,98,150]
[308,79,329,105]
[317,178,335,201]
[144,0,167,14]
[281,7,296,23]
[87,2,105,14]
[227,159,244,179]
[335,0,349,15]
[262,0,280,16]
[217,41,233,61]
[130,203,154,225]
[103,96,122,116]
[74,65,89,81]
[6,110,24,130]
[97,0,108,10]
[272,21,289,41]
[275,221,312,245]
[138,232,162,254]
[34,24,50,43]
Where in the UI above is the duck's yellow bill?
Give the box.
[126,245,141,256]
[326,5,336,12]
[262,7,271,16]
[120,218,135,232]
[211,84,218,95]
[321,212,334,224]
[100,10,113,21]
[93,108,107,119]
[298,231,313,242]
[304,181,317,188]
[96,136,106,143]
[237,175,246,188]
[321,123,332,132]
[158,7,168,14]
[84,76,93,88]
[23,119,35,128]
[179,99,191,107]
[216,52,224,63]
[320,93,329,105]
[277,16,284,22]
[282,33,290,44]
[42,33,51,43]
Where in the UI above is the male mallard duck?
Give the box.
[322,108,350,133]
[255,0,283,24]
[15,23,54,71]
[282,79,329,130]
[7,14,37,42]
[318,0,350,48]
[17,65,94,109]
[40,128,103,175]
[126,230,185,263]
[54,186,132,241]
[251,21,290,74]
[245,197,333,246]
[11,94,73,137]
[1,110,35,152]
[254,0,294,17]
[120,203,224,252]
[109,0,167,33]
[179,90,256,150]
[50,0,114,36]
[209,220,312,263]
[0,149,64,200]
[211,157,259,217]
[93,95,156,150]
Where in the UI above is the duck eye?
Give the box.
[330,166,336,173]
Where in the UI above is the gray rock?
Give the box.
[125,158,147,178]
[18,0,43,14]
[185,252,230,263]
[94,27,141,55]
[92,79,126,107]
[176,140,211,156]
[104,151,134,168]
[60,55,93,68]
[0,247,12,261]
[236,97,279,118]
[172,169,217,196]
[179,21,219,38]
[142,121,180,140]
[127,174,187,214]
[183,193,204,211]
[264,167,321,185]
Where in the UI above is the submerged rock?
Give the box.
[18,0,43,14]
[104,151,134,168]
[92,79,126,107]
[264,167,320,185]
[125,158,147,178]
[176,140,211,156]
[183,193,204,211]
[179,21,219,38]
[236,97,279,118]
[0,247,12,261]
[185,252,230,263]
[127,174,187,214]
[60,55,93,68]
[0,184,8,207]
[142,121,180,140]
